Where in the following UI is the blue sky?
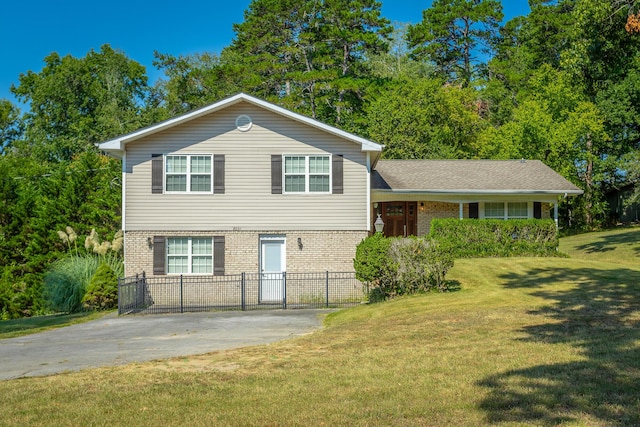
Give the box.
[0,1,530,104]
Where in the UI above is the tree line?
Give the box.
[1,0,639,317]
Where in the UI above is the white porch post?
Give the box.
[459,203,464,220]
[554,201,559,229]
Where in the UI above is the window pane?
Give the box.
[508,202,528,218]
[192,256,212,274]
[309,156,329,174]
[168,238,188,255]
[485,202,504,218]
[191,156,211,174]
[309,175,329,192]
[167,256,188,274]
[166,175,187,192]
[192,238,212,255]
[190,175,211,192]
[166,156,187,173]
[285,156,305,174]
[285,175,306,192]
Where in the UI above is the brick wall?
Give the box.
[417,202,468,235]
[124,230,367,277]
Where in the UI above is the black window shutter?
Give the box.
[271,155,282,194]
[214,236,225,276]
[152,154,163,194]
[153,236,166,275]
[332,154,343,194]
[214,154,225,194]
[534,202,542,219]
[469,203,479,219]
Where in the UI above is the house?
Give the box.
[372,159,583,237]
[98,93,582,282]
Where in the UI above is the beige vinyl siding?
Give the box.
[125,102,369,231]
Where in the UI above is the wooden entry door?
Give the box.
[380,202,417,237]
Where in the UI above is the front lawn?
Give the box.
[0,229,638,426]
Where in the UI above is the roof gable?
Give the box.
[98,93,383,158]
[372,159,583,195]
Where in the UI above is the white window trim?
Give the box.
[481,202,532,220]
[166,237,214,275]
[282,154,332,194]
[164,154,214,194]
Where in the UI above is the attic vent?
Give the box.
[236,114,253,132]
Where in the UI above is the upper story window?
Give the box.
[484,202,529,220]
[166,155,212,193]
[284,155,331,193]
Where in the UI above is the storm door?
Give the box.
[259,236,286,302]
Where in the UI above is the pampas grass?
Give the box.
[45,227,125,313]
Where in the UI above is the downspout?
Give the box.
[121,152,127,273]
[366,152,371,232]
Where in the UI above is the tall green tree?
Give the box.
[11,44,152,162]
[407,0,503,86]
[223,0,391,127]
[366,77,487,159]
[0,100,22,154]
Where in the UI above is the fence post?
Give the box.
[118,277,123,315]
[282,272,287,310]
[241,272,246,311]
[180,275,184,314]
[326,271,329,308]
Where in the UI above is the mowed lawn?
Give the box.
[1,228,639,426]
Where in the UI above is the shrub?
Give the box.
[83,263,118,310]
[354,234,454,302]
[389,237,455,294]
[430,218,560,258]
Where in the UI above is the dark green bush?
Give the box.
[83,263,118,310]
[354,234,454,302]
[429,218,560,258]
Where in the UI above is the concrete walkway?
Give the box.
[0,309,329,381]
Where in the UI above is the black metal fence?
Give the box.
[118,271,365,315]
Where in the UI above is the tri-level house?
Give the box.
[98,93,582,288]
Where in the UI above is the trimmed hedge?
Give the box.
[429,218,560,258]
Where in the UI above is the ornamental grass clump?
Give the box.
[44,227,124,313]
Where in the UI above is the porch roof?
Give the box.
[371,159,583,196]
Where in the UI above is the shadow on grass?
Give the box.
[477,266,640,426]
[572,227,640,255]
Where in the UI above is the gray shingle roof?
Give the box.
[372,160,582,194]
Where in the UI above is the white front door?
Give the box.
[260,237,286,302]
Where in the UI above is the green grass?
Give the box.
[0,229,639,426]
[560,225,640,268]
[0,311,112,339]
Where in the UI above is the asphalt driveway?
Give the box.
[0,309,329,381]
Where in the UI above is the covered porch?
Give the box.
[370,159,583,237]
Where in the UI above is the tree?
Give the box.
[407,0,503,86]
[366,77,487,159]
[11,44,152,162]
[478,65,612,227]
[0,100,22,154]
[222,0,391,128]
[152,51,237,116]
